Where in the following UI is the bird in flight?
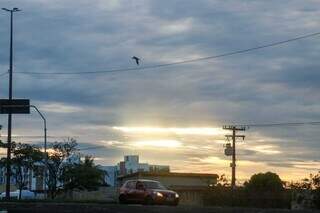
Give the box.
[132,56,141,65]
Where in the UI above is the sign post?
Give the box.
[0,98,30,199]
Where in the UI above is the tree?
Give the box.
[46,138,78,199]
[203,174,234,206]
[12,143,43,199]
[244,172,287,208]
[245,171,284,192]
[312,172,320,208]
[289,172,320,209]
[61,156,105,191]
[216,174,230,187]
[0,142,43,199]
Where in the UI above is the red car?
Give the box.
[119,179,179,206]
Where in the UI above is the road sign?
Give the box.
[0,99,30,114]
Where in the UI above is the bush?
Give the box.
[204,172,290,208]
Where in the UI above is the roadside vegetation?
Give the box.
[204,171,320,209]
[0,138,105,200]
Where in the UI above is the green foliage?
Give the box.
[204,172,290,208]
[245,171,284,192]
[289,171,320,209]
[0,137,104,201]
[312,172,320,209]
[216,174,230,187]
[61,156,105,191]
[0,142,43,199]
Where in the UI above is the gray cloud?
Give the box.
[0,0,320,180]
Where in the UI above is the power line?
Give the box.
[15,31,320,76]
[0,71,8,77]
[77,145,106,151]
[225,121,320,128]
[0,135,75,139]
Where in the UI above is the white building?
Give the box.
[98,165,117,187]
[99,155,170,186]
[0,153,81,192]
[0,163,46,192]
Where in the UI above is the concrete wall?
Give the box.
[59,186,206,206]
[59,187,118,202]
[175,189,205,206]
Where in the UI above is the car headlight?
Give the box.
[175,193,179,198]
[155,192,163,197]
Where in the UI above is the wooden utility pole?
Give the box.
[223,125,246,189]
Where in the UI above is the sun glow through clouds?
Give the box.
[113,126,227,136]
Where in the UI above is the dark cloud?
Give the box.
[0,0,320,179]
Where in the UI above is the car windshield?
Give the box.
[143,181,166,190]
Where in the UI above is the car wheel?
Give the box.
[144,196,154,205]
[119,194,127,204]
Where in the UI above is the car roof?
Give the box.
[125,179,159,183]
[138,179,159,182]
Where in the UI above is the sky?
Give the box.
[0,0,320,182]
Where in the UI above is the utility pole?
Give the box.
[223,125,246,189]
[2,7,21,200]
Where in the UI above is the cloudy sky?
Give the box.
[1,0,320,181]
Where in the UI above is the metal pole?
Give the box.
[5,9,13,200]
[30,106,47,153]
[2,7,20,200]
[30,105,47,196]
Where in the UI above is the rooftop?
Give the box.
[117,171,218,180]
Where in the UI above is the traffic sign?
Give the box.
[0,99,30,114]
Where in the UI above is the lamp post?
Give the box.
[30,106,47,157]
[30,105,47,195]
[2,7,21,200]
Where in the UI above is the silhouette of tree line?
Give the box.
[0,139,105,199]
[204,171,320,209]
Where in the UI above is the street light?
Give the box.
[30,105,48,195]
[29,106,47,154]
[2,7,21,200]
[2,8,21,12]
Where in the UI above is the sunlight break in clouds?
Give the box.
[113,126,227,136]
[248,145,282,155]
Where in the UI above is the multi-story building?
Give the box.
[99,155,170,186]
